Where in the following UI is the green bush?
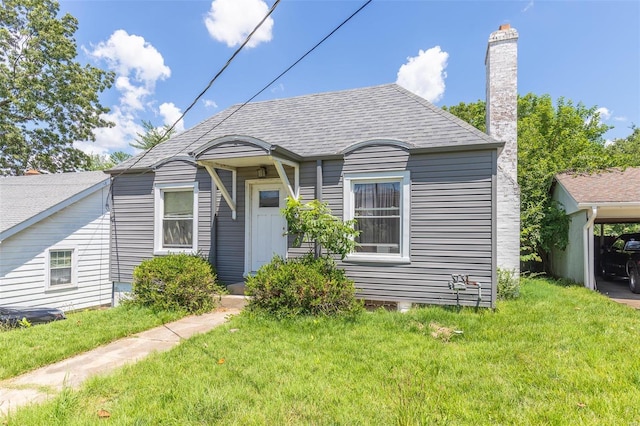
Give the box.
[497,268,520,300]
[245,254,362,318]
[132,254,225,314]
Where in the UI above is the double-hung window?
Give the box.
[154,183,198,254]
[47,248,76,289]
[344,170,410,263]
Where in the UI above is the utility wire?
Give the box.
[122,0,281,173]
[115,0,373,177]
[174,0,374,157]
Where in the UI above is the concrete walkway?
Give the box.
[0,296,247,417]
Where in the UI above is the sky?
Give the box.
[58,0,640,156]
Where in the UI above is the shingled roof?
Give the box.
[555,167,640,204]
[0,171,110,241]
[111,84,498,172]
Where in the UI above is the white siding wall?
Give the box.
[550,211,587,284]
[0,187,111,311]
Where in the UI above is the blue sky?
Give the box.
[59,0,640,156]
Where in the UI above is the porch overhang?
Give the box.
[197,155,299,220]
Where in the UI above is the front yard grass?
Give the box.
[6,277,640,424]
[0,305,183,380]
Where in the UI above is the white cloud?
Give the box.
[115,76,150,111]
[522,0,534,12]
[613,116,627,122]
[78,30,176,156]
[396,46,449,103]
[75,107,144,155]
[203,99,219,109]
[159,102,185,133]
[90,30,170,84]
[596,107,612,121]
[204,0,274,48]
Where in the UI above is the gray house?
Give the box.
[107,26,519,308]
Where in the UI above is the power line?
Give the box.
[116,0,373,177]
[174,0,374,158]
[121,0,281,173]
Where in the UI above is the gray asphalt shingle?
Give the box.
[111,84,496,172]
[556,167,640,204]
[0,171,109,235]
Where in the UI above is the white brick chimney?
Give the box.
[486,24,520,275]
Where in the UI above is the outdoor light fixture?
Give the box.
[257,167,267,178]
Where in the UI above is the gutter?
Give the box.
[583,206,598,290]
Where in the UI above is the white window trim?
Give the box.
[154,182,199,255]
[343,170,411,264]
[45,247,78,290]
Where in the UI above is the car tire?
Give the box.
[630,265,640,294]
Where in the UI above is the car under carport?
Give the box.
[549,167,640,292]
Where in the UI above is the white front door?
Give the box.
[249,183,287,273]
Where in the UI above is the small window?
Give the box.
[154,183,199,254]
[47,249,76,288]
[259,190,280,208]
[344,171,410,263]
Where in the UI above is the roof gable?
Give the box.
[555,167,640,205]
[112,84,499,171]
[0,171,110,240]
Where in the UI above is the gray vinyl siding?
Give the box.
[110,173,154,283]
[198,141,267,161]
[212,168,244,284]
[110,146,497,307]
[109,161,212,284]
[325,145,496,308]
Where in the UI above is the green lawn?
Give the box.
[6,278,640,424]
[0,305,183,380]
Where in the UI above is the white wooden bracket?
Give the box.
[202,162,237,220]
[271,157,299,200]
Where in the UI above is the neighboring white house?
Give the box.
[0,171,112,311]
[550,167,640,290]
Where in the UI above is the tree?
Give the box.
[130,120,176,150]
[87,151,132,171]
[607,125,640,167]
[444,94,614,271]
[282,197,358,259]
[0,0,114,175]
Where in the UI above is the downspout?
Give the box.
[583,206,598,290]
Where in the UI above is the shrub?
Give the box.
[497,268,520,300]
[132,254,225,314]
[245,254,362,318]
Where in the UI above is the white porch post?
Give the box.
[583,206,598,290]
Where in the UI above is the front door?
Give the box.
[249,183,287,273]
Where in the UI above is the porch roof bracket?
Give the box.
[203,164,237,220]
[272,158,299,200]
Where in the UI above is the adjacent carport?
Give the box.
[550,167,640,291]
